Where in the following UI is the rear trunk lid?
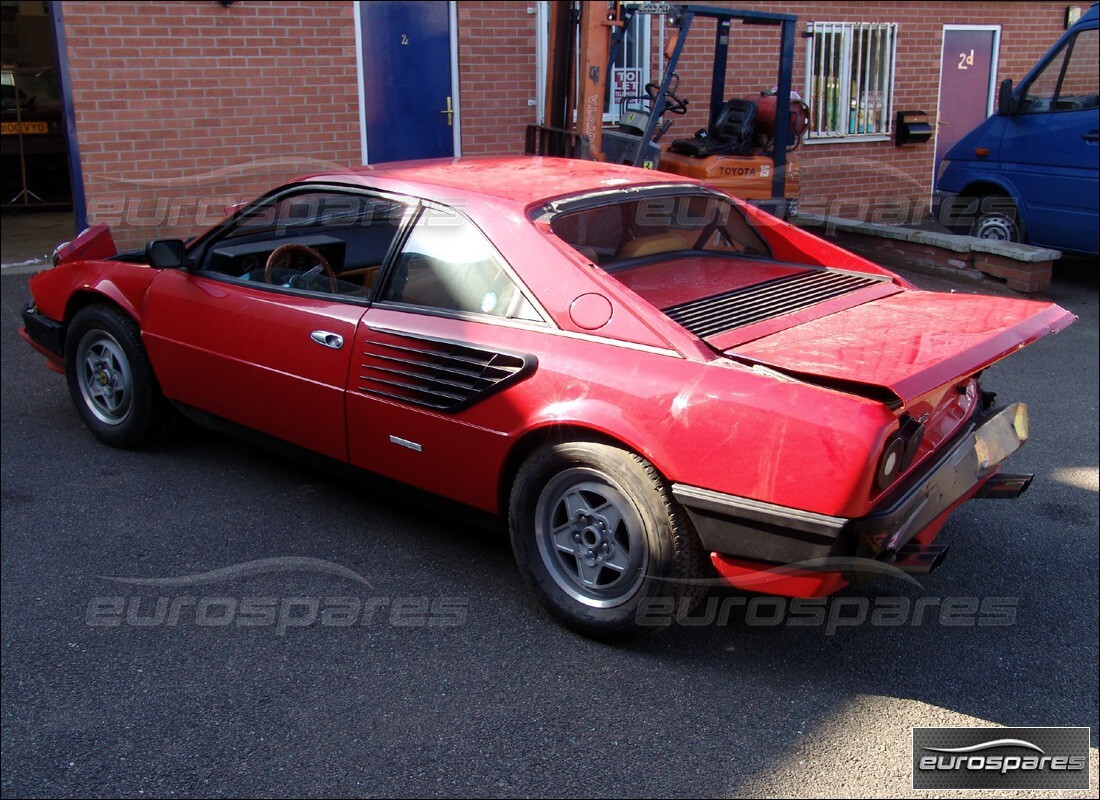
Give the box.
[725,290,1074,407]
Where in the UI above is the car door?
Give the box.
[142,188,411,461]
[345,203,548,511]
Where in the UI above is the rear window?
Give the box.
[548,192,771,267]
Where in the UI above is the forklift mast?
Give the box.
[541,0,624,160]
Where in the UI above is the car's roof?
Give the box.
[297,156,699,210]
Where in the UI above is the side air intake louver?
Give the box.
[357,329,536,412]
[663,270,887,339]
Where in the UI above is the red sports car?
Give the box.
[20,157,1074,634]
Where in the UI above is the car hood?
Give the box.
[727,290,1075,407]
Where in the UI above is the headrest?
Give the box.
[616,232,687,260]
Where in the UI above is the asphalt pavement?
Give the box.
[1,214,1097,798]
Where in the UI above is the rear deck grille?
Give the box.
[357,329,535,412]
[662,270,886,338]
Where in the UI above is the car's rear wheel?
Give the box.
[509,441,709,636]
[65,304,174,448]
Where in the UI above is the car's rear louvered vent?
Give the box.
[663,270,886,338]
[357,329,535,412]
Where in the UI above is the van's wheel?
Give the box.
[970,195,1022,243]
[509,441,709,636]
[65,304,175,448]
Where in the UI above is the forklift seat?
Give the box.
[669,99,757,158]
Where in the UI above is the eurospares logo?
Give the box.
[912,727,1090,790]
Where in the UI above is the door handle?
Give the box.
[1083,131,1099,143]
[440,96,453,127]
[310,330,344,349]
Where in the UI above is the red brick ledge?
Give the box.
[794,214,1060,293]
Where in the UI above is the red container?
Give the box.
[752,93,810,139]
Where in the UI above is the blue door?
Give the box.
[359,1,455,164]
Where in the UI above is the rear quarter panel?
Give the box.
[343,309,896,519]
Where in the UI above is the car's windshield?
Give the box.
[548,191,771,267]
[1,69,61,112]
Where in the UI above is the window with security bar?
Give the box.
[805,22,898,141]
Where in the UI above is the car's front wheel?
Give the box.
[970,195,1022,243]
[509,441,708,636]
[65,304,175,448]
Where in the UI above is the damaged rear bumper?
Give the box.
[672,403,1031,597]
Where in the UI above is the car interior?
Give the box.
[204,228,397,296]
[198,191,407,297]
[549,192,773,270]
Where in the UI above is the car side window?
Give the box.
[1019,28,1100,114]
[200,190,409,297]
[380,206,542,322]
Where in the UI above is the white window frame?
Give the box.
[604,13,652,122]
[803,21,898,144]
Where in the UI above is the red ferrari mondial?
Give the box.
[20,157,1074,634]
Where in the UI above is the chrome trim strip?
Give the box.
[389,435,423,453]
[366,321,683,359]
[536,327,683,358]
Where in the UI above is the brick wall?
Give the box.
[60,0,1069,248]
[62,0,361,249]
[456,1,538,156]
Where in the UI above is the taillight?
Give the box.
[876,414,926,491]
[876,436,905,490]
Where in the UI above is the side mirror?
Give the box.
[144,239,187,268]
[998,79,1017,116]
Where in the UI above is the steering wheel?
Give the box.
[645,82,689,115]
[264,243,337,292]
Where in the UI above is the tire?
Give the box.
[969,196,1022,243]
[509,441,709,636]
[64,304,175,448]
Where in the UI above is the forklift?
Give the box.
[527,2,807,218]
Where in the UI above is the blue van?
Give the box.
[934,4,1099,256]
